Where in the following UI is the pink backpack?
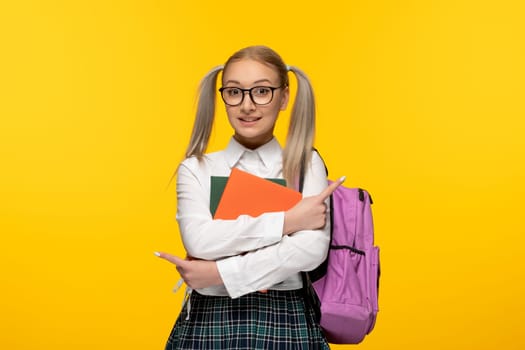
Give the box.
[302,154,380,344]
[313,185,379,344]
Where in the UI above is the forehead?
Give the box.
[222,59,280,86]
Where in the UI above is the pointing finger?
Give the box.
[317,176,346,201]
[154,251,186,266]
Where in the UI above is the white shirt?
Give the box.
[176,137,330,299]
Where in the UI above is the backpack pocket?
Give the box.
[313,247,373,344]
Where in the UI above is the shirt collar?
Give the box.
[224,137,282,169]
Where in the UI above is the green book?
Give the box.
[210,175,287,217]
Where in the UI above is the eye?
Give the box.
[252,87,271,97]
[226,88,241,97]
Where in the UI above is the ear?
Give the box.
[279,86,290,111]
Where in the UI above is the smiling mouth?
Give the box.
[239,117,262,122]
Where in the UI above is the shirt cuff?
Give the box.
[217,255,247,299]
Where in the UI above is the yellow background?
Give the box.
[1,1,524,349]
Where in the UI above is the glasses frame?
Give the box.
[218,85,285,106]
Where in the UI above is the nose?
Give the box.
[239,90,256,112]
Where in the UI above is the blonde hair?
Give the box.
[185,45,316,188]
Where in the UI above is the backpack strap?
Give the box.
[299,149,333,285]
[298,149,326,324]
[298,148,328,191]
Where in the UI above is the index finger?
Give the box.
[154,251,185,266]
[317,176,346,201]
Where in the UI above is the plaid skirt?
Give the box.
[165,289,329,350]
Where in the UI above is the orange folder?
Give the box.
[213,168,302,220]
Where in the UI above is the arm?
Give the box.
[176,161,285,260]
[158,153,343,295]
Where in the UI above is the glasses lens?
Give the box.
[251,87,273,105]
[222,87,242,105]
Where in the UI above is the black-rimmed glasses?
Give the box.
[218,86,284,106]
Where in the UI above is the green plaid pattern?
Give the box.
[165,289,329,349]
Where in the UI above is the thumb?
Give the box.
[154,251,186,266]
[317,176,346,202]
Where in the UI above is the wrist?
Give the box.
[211,261,223,286]
[283,211,298,236]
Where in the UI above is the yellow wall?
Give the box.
[1,1,524,349]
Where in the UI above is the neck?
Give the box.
[233,134,273,150]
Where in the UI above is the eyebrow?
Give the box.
[223,79,274,86]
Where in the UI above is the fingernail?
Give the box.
[154,251,161,257]
[339,176,346,183]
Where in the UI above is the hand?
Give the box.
[283,176,345,235]
[154,252,223,289]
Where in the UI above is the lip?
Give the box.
[238,116,262,125]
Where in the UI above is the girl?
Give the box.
[156,45,343,349]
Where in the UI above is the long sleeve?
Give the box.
[176,160,284,261]
[216,152,331,298]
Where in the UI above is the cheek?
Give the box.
[225,107,236,121]
[264,109,280,126]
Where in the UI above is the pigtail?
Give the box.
[184,65,224,159]
[283,65,316,188]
